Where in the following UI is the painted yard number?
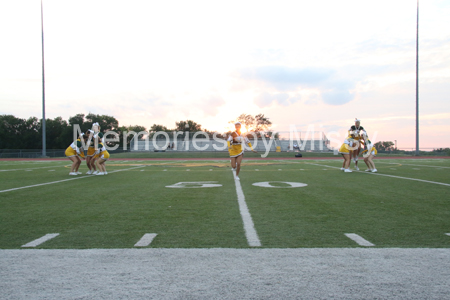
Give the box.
[166,181,307,188]
[166,181,223,188]
[252,181,308,188]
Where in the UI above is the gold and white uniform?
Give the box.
[94,143,110,160]
[338,137,357,154]
[227,132,253,158]
[65,139,85,158]
[88,132,105,157]
[362,146,377,156]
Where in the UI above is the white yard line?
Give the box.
[0,166,146,193]
[345,233,375,247]
[134,234,158,247]
[306,163,450,187]
[232,171,261,247]
[0,165,68,172]
[21,233,60,248]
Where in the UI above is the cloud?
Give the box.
[321,89,354,105]
[254,92,300,108]
[237,66,333,91]
[235,66,356,106]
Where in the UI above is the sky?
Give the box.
[0,0,449,149]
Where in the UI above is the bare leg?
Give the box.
[364,157,371,170]
[230,157,237,170]
[75,159,81,172]
[100,159,107,172]
[368,155,376,170]
[97,160,106,172]
[354,146,361,168]
[343,154,351,169]
[90,157,97,171]
[86,157,92,170]
[235,154,243,176]
[68,156,80,173]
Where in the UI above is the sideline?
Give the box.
[1,248,449,299]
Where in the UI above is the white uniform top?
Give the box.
[344,138,354,147]
[227,132,250,145]
[70,140,82,154]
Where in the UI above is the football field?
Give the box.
[1,156,450,299]
[1,157,449,249]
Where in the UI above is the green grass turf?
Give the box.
[0,158,449,249]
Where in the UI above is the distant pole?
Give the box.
[415,0,419,155]
[41,0,46,157]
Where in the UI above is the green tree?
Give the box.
[68,113,86,128]
[0,115,41,149]
[85,113,119,131]
[117,125,147,147]
[230,114,255,132]
[41,117,70,149]
[24,117,41,148]
[254,114,272,132]
[149,124,169,132]
[374,141,395,152]
[175,120,202,132]
[229,113,273,138]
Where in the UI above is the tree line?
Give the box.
[0,113,272,149]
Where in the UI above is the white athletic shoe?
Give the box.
[355,166,359,171]
[93,171,99,175]
[104,171,108,175]
[96,172,105,175]
[344,169,352,173]
[371,169,378,173]
[76,172,82,175]
[86,170,92,175]
[365,169,372,172]
[340,168,345,171]
[235,176,240,180]
[69,172,77,175]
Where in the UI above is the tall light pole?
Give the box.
[415,0,419,155]
[41,0,47,157]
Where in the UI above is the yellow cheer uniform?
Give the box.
[65,139,85,158]
[95,143,110,160]
[362,146,377,156]
[87,146,96,157]
[338,138,357,154]
[227,132,253,158]
[90,132,106,158]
